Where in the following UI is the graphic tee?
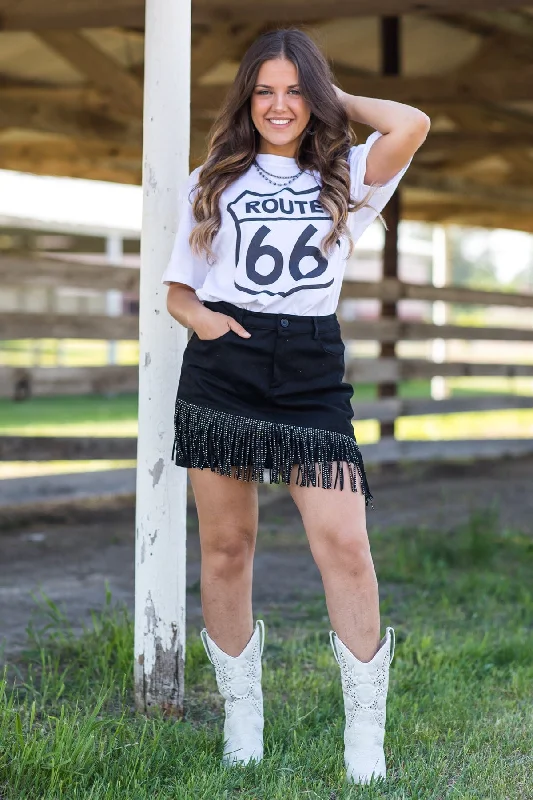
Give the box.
[162,131,411,316]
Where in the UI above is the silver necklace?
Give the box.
[253,159,303,188]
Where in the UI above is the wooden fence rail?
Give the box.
[2,313,533,343]
[0,365,138,399]
[346,359,533,382]
[341,279,533,308]
[2,434,533,464]
[2,362,532,400]
[0,255,139,292]
[352,395,533,422]
[341,319,533,343]
[0,312,139,340]
[1,265,532,471]
[0,435,136,461]
[2,255,533,309]
[360,437,533,464]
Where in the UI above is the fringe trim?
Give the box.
[172,399,374,508]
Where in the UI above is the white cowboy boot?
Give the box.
[329,626,395,785]
[200,619,265,766]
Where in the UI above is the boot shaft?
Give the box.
[329,626,395,783]
[201,620,265,710]
[200,620,265,766]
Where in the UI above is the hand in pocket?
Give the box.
[194,310,251,341]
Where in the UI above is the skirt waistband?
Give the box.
[202,300,339,335]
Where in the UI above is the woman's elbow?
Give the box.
[410,110,431,143]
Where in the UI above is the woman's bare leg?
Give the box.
[288,463,380,662]
[188,467,259,656]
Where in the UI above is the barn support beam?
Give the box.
[134,0,190,716]
[37,30,144,116]
[0,0,529,30]
[378,16,401,442]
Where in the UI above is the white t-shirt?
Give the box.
[162,130,410,316]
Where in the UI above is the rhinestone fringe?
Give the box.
[172,398,375,508]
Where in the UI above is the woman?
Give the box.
[163,28,429,785]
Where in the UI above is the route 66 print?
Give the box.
[226,186,336,298]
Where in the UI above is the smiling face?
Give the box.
[250,57,312,158]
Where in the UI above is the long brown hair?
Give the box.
[190,28,376,263]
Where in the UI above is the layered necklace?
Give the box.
[253,158,303,188]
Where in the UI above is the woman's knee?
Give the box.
[312,525,373,574]
[201,523,256,574]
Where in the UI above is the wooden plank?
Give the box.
[423,132,533,157]
[434,9,533,42]
[0,153,141,186]
[403,203,533,236]
[377,16,401,441]
[192,23,264,83]
[15,263,531,311]
[2,433,531,465]
[194,0,533,19]
[346,358,533,383]
[0,0,146,30]
[0,88,141,144]
[195,63,533,110]
[2,313,530,343]
[341,319,533,343]
[404,169,533,212]
[338,67,533,106]
[38,31,144,116]
[352,395,533,422]
[0,436,137,461]
[361,437,533,464]
[0,494,135,531]
[0,0,528,30]
[0,255,140,292]
[0,140,142,185]
[341,278,533,308]
[0,366,139,399]
[1,362,531,402]
[0,312,138,341]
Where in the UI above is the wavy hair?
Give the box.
[190,28,377,263]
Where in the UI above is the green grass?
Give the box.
[1,340,139,368]
[1,508,532,798]
[0,395,138,437]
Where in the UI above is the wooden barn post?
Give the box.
[378,16,401,442]
[134,0,191,715]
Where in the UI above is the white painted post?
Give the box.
[431,225,450,401]
[134,0,190,715]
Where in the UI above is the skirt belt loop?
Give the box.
[313,317,319,339]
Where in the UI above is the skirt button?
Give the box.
[280,318,289,328]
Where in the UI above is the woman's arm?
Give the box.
[334,88,430,185]
[167,283,250,339]
[167,283,209,329]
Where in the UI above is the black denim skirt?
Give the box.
[173,300,373,506]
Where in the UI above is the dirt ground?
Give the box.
[1,454,532,660]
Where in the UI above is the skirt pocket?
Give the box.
[318,326,345,357]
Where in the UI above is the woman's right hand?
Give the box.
[192,308,251,340]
